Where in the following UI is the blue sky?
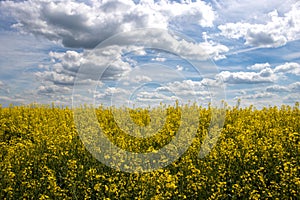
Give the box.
[0,0,299,108]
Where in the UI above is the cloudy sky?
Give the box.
[0,0,299,108]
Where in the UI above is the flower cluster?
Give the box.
[0,103,299,199]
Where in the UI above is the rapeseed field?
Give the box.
[0,103,299,199]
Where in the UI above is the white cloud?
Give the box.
[289,82,300,91]
[119,74,153,86]
[232,81,300,107]
[266,82,300,93]
[36,71,75,86]
[218,2,300,48]
[36,46,133,88]
[176,65,183,71]
[132,75,152,83]
[135,91,179,102]
[49,51,82,73]
[1,0,216,49]
[155,79,219,101]
[260,68,273,77]
[159,0,215,28]
[157,80,203,91]
[199,40,229,60]
[1,0,229,109]
[37,85,71,95]
[0,95,26,105]
[151,57,166,62]
[69,34,228,107]
[266,85,290,93]
[274,62,300,75]
[247,62,271,71]
[2,0,299,108]
[216,61,300,88]
[104,28,228,60]
[43,27,228,92]
[217,68,276,84]
[105,87,128,95]
[93,87,131,106]
[200,78,223,87]
[213,0,294,23]
[232,90,280,108]
[33,48,299,107]
[93,78,222,107]
[241,92,275,99]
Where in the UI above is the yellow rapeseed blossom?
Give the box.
[0,103,299,199]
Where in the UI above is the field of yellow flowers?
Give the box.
[0,103,299,199]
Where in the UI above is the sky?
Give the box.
[0,0,299,108]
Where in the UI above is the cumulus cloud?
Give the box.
[3,0,298,108]
[213,0,294,23]
[92,78,223,107]
[94,87,129,99]
[176,65,183,71]
[36,71,75,86]
[1,0,229,108]
[245,28,287,47]
[119,74,153,86]
[157,80,205,93]
[1,0,216,49]
[155,79,222,102]
[37,27,229,100]
[247,62,271,71]
[218,2,300,48]
[135,91,179,103]
[92,86,131,106]
[49,51,82,74]
[132,75,152,83]
[267,82,300,93]
[97,28,228,60]
[289,82,300,92]
[0,95,26,105]
[216,68,276,84]
[250,92,275,99]
[1,0,228,62]
[36,47,132,87]
[231,90,279,108]
[37,85,71,95]
[151,57,166,62]
[274,62,300,75]
[216,62,300,86]
[266,85,290,93]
